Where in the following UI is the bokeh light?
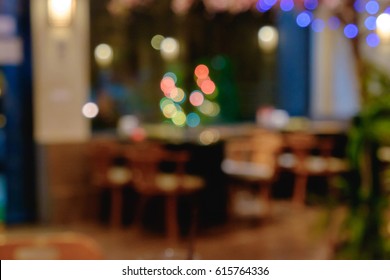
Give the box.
[160,76,176,96]
[171,87,186,103]
[186,112,201,127]
[195,64,209,79]
[376,13,390,40]
[264,0,277,6]
[296,11,312,28]
[94,43,113,67]
[209,102,221,117]
[366,33,380,48]
[304,0,318,10]
[151,34,165,50]
[258,25,279,52]
[280,0,294,12]
[199,100,214,115]
[160,97,174,111]
[160,37,180,61]
[256,1,272,12]
[47,0,74,27]
[365,1,380,15]
[200,100,220,117]
[199,129,220,145]
[159,65,220,126]
[365,16,377,31]
[117,115,139,136]
[211,55,227,70]
[270,109,289,129]
[200,79,216,95]
[164,72,178,83]
[328,16,340,30]
[344,24,359,39]
[189,91,204,107]
[172,111,186,126]
[82,102,99,118]
[311,18,325,33]
[354,0,365,13]
[162,103,178,118]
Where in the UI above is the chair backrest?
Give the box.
[125,142,190,194]
[284,132,318,174]
[0,232,104,260]
[250,129,284,167]
[285,132,317,157]
[224,130,283,166]
[88,139,124,187]
[224,137,252,162]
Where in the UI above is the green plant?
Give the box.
[336,65,390,259]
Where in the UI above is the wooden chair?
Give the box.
[0,232,104,260]
[221,129,283,219]
[278,132,348,206]
[88,139,132,228]
[125,142,204,252]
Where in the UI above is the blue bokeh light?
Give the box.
[328,16,341,30]
[264,0,277,6]
[256,0,272,12]
[354,0,365,13]
[296,11,312,28]
[366,33,380,48]
[311,18,325,33]
[280,0,294,12]
[364,16,377,30]
[304,0,318,10]
[366,1,380,15]
[186,113,201,128]
[344,24,359,39]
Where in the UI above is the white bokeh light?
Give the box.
[82,102,99,118]
[376,13,390,41]
[160,37,180,61]
[47,0,74,27]
[258,26,279,53]
[94,43,114,67]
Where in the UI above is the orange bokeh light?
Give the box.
[194,64,209,79]
[200,79,216,95]
[160,76,176,96]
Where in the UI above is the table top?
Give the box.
[94,119,350,145]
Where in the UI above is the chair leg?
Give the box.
[292,174,308,207]
[165,195,179,247]
[110,188,123,228]
[134,194,148,230]
[259,182,272,218]
[187,196,199,260]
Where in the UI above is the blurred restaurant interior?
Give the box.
[1,0,390,260]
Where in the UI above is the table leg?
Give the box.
[165,195,179,247]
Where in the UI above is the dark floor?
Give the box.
[1,200,338,260]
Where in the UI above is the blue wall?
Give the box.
[277,11,310,116]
